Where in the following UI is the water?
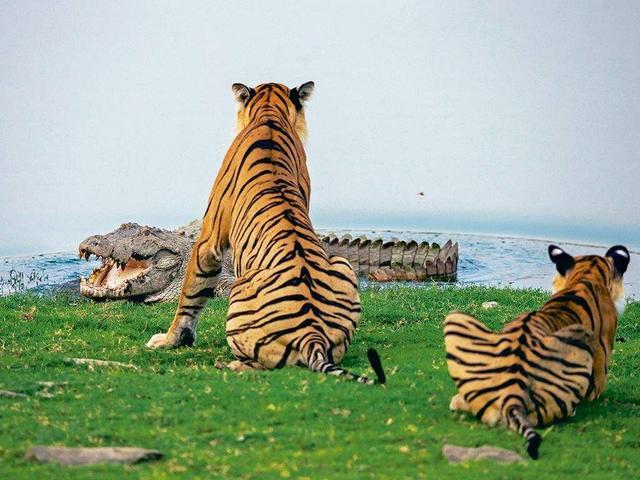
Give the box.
[327,230,639,299]
[1,231,638,299]
[0,253,100,296]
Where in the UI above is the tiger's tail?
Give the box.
[306,347,386,385]
[507,405,542,460]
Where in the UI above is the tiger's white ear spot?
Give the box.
[613,249,629,258]
[606,245,630,276]
[548,244,575,276]
[550,247,564,257]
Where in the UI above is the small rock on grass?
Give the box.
[443,444,523,464]
[482,301,499,309]
[64,357,139,370]
[25,446,163,465]
[0,390,28,399]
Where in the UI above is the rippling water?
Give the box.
[1,231,638,299]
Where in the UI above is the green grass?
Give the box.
[0,286,639,479]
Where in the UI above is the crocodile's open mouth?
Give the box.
[79,250,151,297]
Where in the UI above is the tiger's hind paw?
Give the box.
[449,394,471,412]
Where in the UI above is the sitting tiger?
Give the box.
[146,82,385,385]
[444,244,630,459]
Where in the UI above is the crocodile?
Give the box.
[78,220,458,303]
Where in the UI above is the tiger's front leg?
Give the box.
[146,241,226,349]
[586,349,608,401]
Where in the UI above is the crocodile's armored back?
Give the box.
[80,225,459,302]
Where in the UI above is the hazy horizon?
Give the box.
[2,210,639,257]
[2,1,639,255]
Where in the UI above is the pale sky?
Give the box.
[1,1,639,255]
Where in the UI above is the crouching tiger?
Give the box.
[146,82,385,385]
[444,244,630,459]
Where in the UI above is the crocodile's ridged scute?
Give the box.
[319,234,458,281]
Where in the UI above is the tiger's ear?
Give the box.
[606,245,630,276]
[549,245,575,276]
[297,81,315,103]
[232,83,252,106]
[290,81,314,109]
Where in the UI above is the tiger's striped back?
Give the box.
[147,82,384,385]
[444,244,629,459]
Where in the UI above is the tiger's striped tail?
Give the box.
[307,348,386,385]
[507,406,542,460]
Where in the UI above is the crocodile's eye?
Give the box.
[154,249,181,270]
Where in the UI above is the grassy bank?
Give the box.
[0,286,638,479]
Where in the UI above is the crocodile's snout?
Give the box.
[79,235,112,260]
[78,223,194,302]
